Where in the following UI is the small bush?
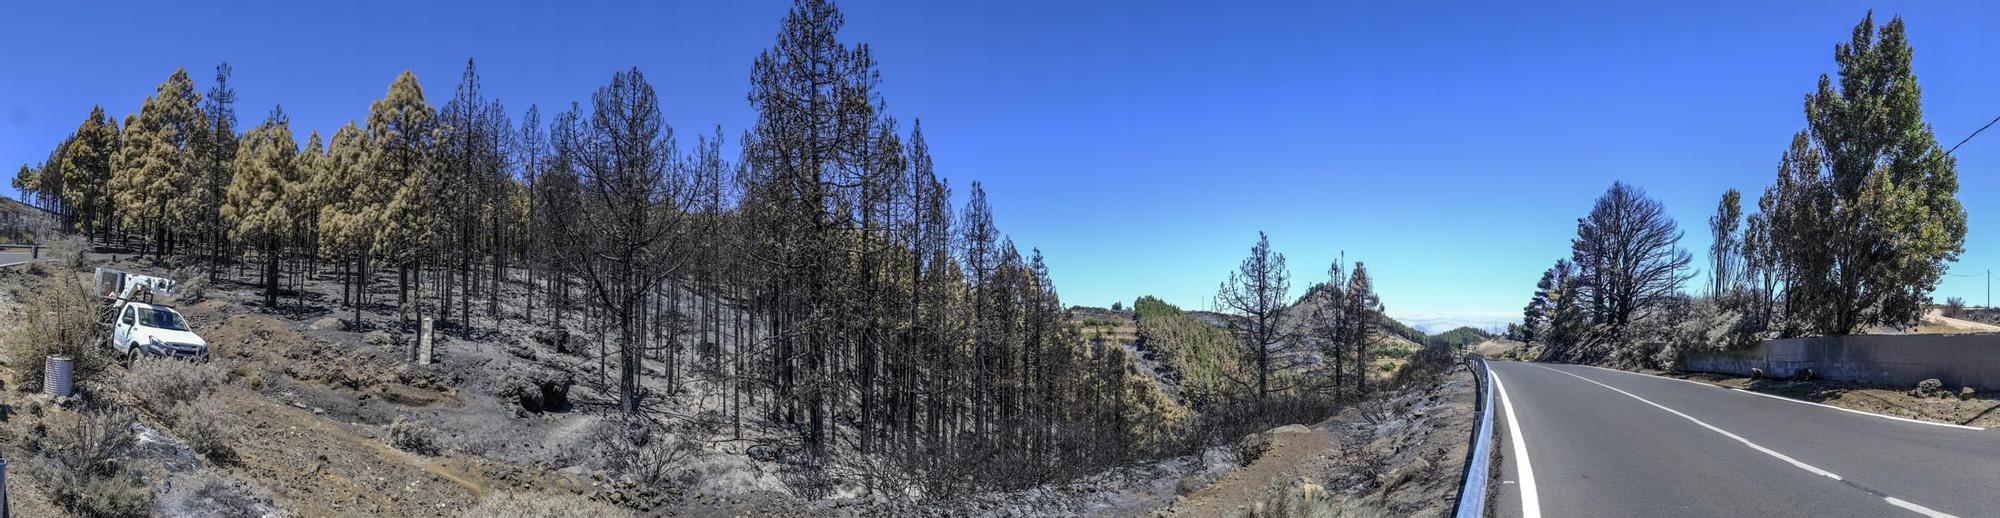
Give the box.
[172,397,240,464]
[1175,476,1205,496]
[389,414,441,455]
[462,491,634,518]
[169,265,211,303]
[159,473,270,518]
[24,408,154,517]
[6,267,110,390]
[124,359,226,413]
[46,234,90,270]
[1244,481,1388,518]
[597,418,695,486]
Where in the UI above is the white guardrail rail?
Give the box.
[1453,354,1496,518]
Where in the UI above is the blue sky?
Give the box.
[3,1,1996,332]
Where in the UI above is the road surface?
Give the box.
[0,251,34,266]
[1488,361,1997,518]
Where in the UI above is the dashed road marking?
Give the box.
[1538,364,1963,518]
[1572,365,1984,431]
[1536,364,1842,480]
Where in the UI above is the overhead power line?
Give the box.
[1947,113,2000,155]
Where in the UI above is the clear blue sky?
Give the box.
[3,1,1996,332]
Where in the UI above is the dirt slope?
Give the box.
[1155,367,1478,517]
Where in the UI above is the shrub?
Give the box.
[1243,481,1388,518]
[159,473,270,518]
[6,268,110,391]
[1945,297,1967,317]
[23,408,154,517]
[462,491,634,518]
[123,359,226,413]
[597,418,695,486]
[171,397,240,464]
[169,265,211,303]
[389,414,441,455]
[45,234,90,270]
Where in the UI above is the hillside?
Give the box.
[1424,326,1494,349]
[0,195,57,244]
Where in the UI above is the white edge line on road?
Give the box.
[1533,365,1844,481]
[1574,364,1985,431]
[1885,497,1957,518]
[1491,373,1541,518]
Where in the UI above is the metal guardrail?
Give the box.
[1453,354,1496,518]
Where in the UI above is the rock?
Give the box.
[1913,378,1946,398]
[1270,424,1312,436]
[363,331,392,346]
[500,372,574,414]
[309,317,347,330]
[1238,433,1271,465]
[533,329,573,355]
[1961,387,1978,400]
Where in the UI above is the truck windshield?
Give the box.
[137,307,190,332]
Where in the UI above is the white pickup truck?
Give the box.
[109,301,209,362]
[95,267,210,363]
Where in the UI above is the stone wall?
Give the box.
[1681,333,2000,389]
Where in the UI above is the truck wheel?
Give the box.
[124,344,140,367]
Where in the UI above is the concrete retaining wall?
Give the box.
[1681,333,2000,389]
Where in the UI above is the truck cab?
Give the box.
[111,301,209,362]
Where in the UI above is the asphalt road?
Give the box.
[0,251,34,266]
[1488,361,1998,518]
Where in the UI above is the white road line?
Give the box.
[1533,364,1844,481]
[1491,372,1541,518]
[1574,364,1985,431]
[1726,384,1985,431]
[1885,497,1958,518]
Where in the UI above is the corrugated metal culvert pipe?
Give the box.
[43,354,74,397]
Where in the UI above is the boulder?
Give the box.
[363,331,393,346]
[1960,387,1978,401]
[1912,378,1947,398]
[501,372,574,414]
